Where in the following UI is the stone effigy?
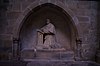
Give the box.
[36,19,61,49]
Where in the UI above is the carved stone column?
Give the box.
[13,38,20,60]
[75,38,82,61]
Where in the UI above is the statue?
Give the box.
[36,19,57,49]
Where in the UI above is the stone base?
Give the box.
[21,48,74,61]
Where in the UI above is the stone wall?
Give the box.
[0,0,99,62]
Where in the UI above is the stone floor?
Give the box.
[0,60,27,66]
[27,60,100,66]
[0,60,100,66]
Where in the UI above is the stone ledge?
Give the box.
[36,48,66,52]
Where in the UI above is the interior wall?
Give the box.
[0,0,98,61]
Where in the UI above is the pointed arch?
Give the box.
[13,2,79,38]
[13,2,80,51]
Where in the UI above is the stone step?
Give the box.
[27,61,100,66]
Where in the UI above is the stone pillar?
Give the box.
[13,38,20,60]
[75,38,82,61]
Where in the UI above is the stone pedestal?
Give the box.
[21,48,74,61]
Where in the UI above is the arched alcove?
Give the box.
[12,3,79,60]
[19,3,78,51]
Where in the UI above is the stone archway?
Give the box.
[13,2,79,39]
[13,2,80,60]
[19,3,78,50]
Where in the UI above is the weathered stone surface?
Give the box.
[77,1,91,9]
[50,0,56,4]
[0,0,99,63]
[7,12,21,19]
[21,49,74,61]
[39,0,48,4]
[27,61,100,66]
[77,16,90,22]
[8,2,21,12]
[0,61,27,66]
[75,9,91,16]
[81,44,97,60]
[0,34,12,40]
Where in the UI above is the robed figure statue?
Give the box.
[36,19,56,49]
